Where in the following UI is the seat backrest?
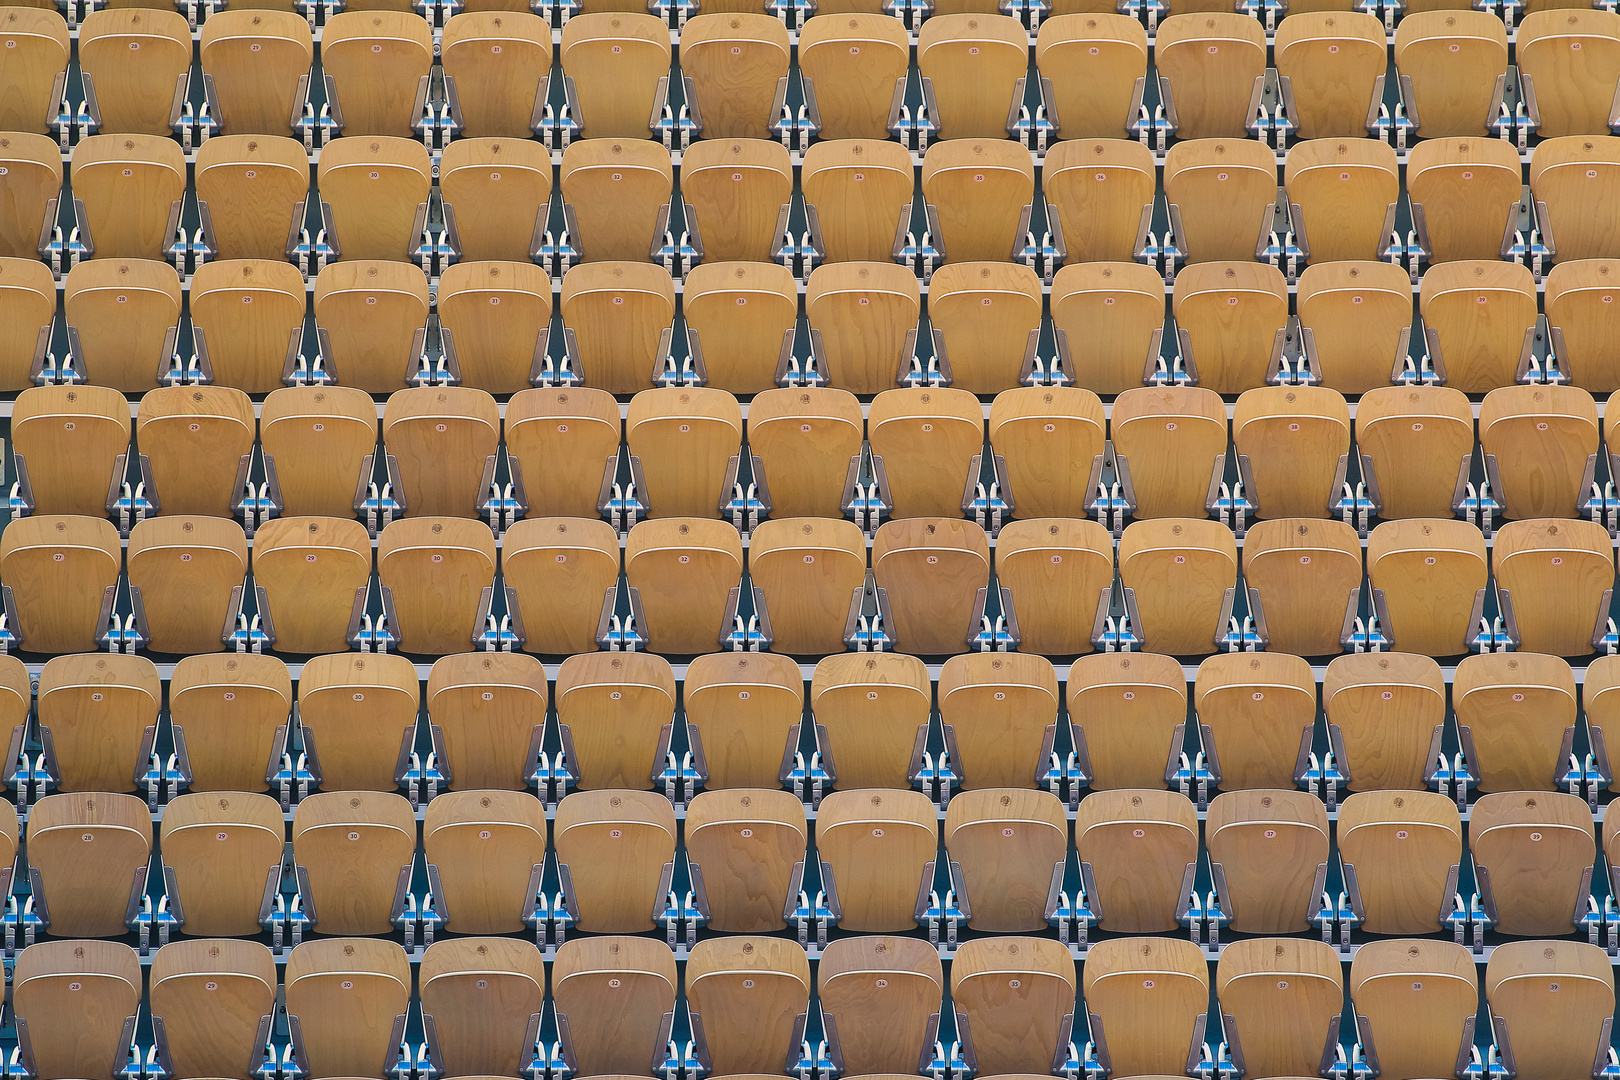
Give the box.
[1273,11,1387,139]
[867,386,985,519]
[797,13,910,140]
[625,386,744,519]
[680,138,793,263]
[938,652,1059,790]
[1170,260,1290,394]
[419,937,546,1078]
[552,788,678,933]
[1545,257,1620,392]
[27,791,152,936]
[249,516,373,655]
[440,11,551,138]
[10,383,130,517]
[919,262,1044,395]
[816,936,944,1076]
[1163,137,1278,263]
[1283,137,1400,262]
[1047,261,1164,395]
[558,11,671,139]
[423,788,550,935]
[948,937,1076,1075]
[1194,652,1317,790]
[1205,789,1330,934]
[126,514,249,654]
[1044,138,1157,266]
[915,14,1029,140]
[1366,517,1489,656]
[1117,517,1239,655]
[1337,789,1464,934]
[198,9,313,136]
[291,790,417,935]
[551,936,679,1076]
[13,939,142,1080]
[559,260,677,394]
[499,516,620,656]
[0,516,122,654]
[284,938,412,1078]
[63,257,182,392]
[375,516,499,655]
[1073,788,1200,933]
[1322,650,1446,789]
[425,651,549,790]
[1453,651,1579,791]
[259,386,378,518]
[0,257,54,391]
[1065,650,1185,790]
[316,135,434,262]
[559,137,673,264]
[1485,940,1615,1080]
[0,6,69,135]
[433,259,552,394]
[319,10,434,136]
[294,654,421,790]
[746,516,866,657]
[1294,260,1413,395]
[382,385,501,518]
[1110,386,1229,518]
[798,138,915,263]
[1035,13,1147,140]
[136,384,257,517]
[1354,384,1477,518]
[814,787,939,931]
[682,261,798,395]
[158,791,285,937]
[684,787,807,933]
[78,7,191,135]
[810,651,931,789]
[1215,938,1345,1079]
[437,137,553,264]
[805,261,923,395]
[686,937,812,1076]
[189,258,307,394]
[0,131,61,258]
[1516,9,1620,138]
[312,259,432,393]
[745,387,865,519]
[1418,259,1539,393]
[1082,937,1209,1078]
[554,650,677,789]
[992,517,1114,657]
[622,516,744,654]
[682,651,804,788]
[943,786,1069,932]
[167,651,291,792]
[1406,135,1525,263]
[1153,12,1267,138]
[1232,384,1352,520]
[149,938,277,1080]
[1589,657,1620,789]
[1348,939,1479,1080]
[1470,789,1595,935]
[504,386,623,519]
[1491,516,1616,656]
[194,134,310,262]
[679,12,791,139]
[36,653,160,792]
[919,137,1036,263]
[1240,516,1363,655]
[870,517,991,655]
[1393,9,1510,138]
[1478,383,1601,519]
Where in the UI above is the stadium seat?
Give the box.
[550,937,679,1078]
[1322,651,1447,790]
[0,7,69,135]
[1470,790,1595,936]
[805,261,922,395]
[27,792,150,936]
[0,516,121,654]
[1393,10,1510,138]
[560,261,677,394]
[167,654,291,794]
[1081,937,1209,1079]
[158,791,284,936]
[290,790,416,935]
[249,516,372,655]
[1117,518,1239,655]
[294,654,421,791]
[1206,789,1330,933]
[500,517,620,656]
[1355,385,1476,519]
[188,260,306,394]
[1405,136,1525,265]
[1337,789,1463,934]
[198,9,313,137]
[686,938,811,1076]
[797,13,910,141]
[1035,14,1148,141]
[375,516,499,655]
[504,386,623,519]
[1366,518,1489,656]
[1492,517,1615,656]
[680,13,791,140]
[1041,138,1156,266]
[317,136,432,263]
[552,788,677,933]
[949,937,1076,1075]
[1530,135,1620,264]
[432,261,550,394]
[61,257,180,392]
[12,939,141,1079]
[0,660,25,785]
[810,652,930,790]
[1485,941,1615,1080]
[871,517,991,655]
[1163,138,1277,264]
[1545,259,1620,392]
[986,383,1110,530]
[135,385,256,519]
[419,937,546,1077]
[284,938,411,1079]
[1516,9,1620,139]
[311,260,432,393]
[1214,939,1344,1080]
[381,385,500,519]
[1110,386,1229,518]
[1240,517,1362,655]
[944,787,1068,932]
[920,139,1036,264]
[1284,139,1400,264]
[680,139,792,264]
[558,138,672,264]
[1171,261,1290,394]
[626,387,744,519]
[1155,13,1267,140]
[1066,651,1186,790]
[1478,384,1600,520]
[1347,939,1479,1080]
[319,11,433,137]
[938,653,1059,790]
[682,261,797,395]
[682,651,803,789]
[868,387,984,519]
[1294,261,1412,394]
[1194,652,1317,790]
[1047,262,1163,395]
[78,8,190,136]
[992,518,1115,656]
[1073,788,1199,932]
[0,131,59,260]
[194,135,310,264]
[926,263,1043,394]
[1273,11,1388,139]
[0,257,53,389]
[684,788,807,932]
[1453,652,1578,792]
[422,788,549,934]
[915,14,1028,140]
[10,384,130,516]
[440,12,550,139]
[437,162,549,288]
[814,788,938,932]
[799,139,915,264]
[1419,260,1539,392]
[747,516,866,657]
[1232,385,1352,520]
[745,387,864,519]
[425,652,548,790]
[623,516,744,653]
[816,936,944,1077]
[554,650,676,790]
[149,939,277,1080]
[557,12,670,140]
[36,653,160,793]
[126,515,247,654]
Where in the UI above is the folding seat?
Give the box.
[249,517,372,656]
[623,517,744,653]
[26,792,152,935]
[440,12,551,140]
[1546,259,1620,392]
[149,939,277,1080]
[626,387,744,519]
[1205,789,1330,934]
[1516,9,1620,139]
[500,517,620,656]
[135,385,257,519]
[0,7,68,135]
[425,652,548,791]
[1405,137,1525,265]
[1294,261,1413,395]
[36,654,161,796]
[0,257,53,389]
[0,131,59,259]
[1323,651,1449,792]
[556,12,671,141]
[684,788,808,932]
[0,516,122,654]
[550,937,679,1078]
[993,519,1113,656]
[1355,385,1476,519]
[1081,938,1209,1080]
[438,140,551,270]
[290,790,417,934]
[686,938,812,1076]
[915,15,1027,141]
[1469,790,1595,936]
[0,662,25,785]
[1232,386,1352,521]
[198,9,313,137]
[797,14,910,142]
[1110,386,1229,519]
[1418,260,1539,393]
[78,8,191,136]
[747,517,867,657]
[943,788,1068,932]
[1366,518,1488,657]
[189,260,308,395]
[552,788,677,933]
[504,387,623,519]
[745,387,863,519]
[558,137,672,265]
[285,939,411,1079]
[680,13,791,141]
[806,262,922,394]
[681,262,795,396]
[13,940,141,1079]
[293,655,419,792]
[816,937,944,1077]
[1066,651,1185,790]
[1154,14,1268,140]
[814,788,938,931]
[319,11,432,138]
[1194,652,1316,790]
[10,384,129,517]
[193,136,309,265]
[171,656,289,792]
[1478,384,1600,520]
[1491,517,1615,656]
[870,518,991,655]
[867,387,984,519]
[421,788,549,934]
[682,652,803,788]
[1171,261,1290,394]
[1117,518,1238,655]
[1273,12,1388,140]
[1242,517,1362,655]
[1073,788,1199,932]
[1452,652,1578,792]
[553,651,675,790]
[949,938,1076,1076]
[810,652,931,790]
[316,136,433,263]
[380,386,500,519]
[1336,789,1463,934]
[61,258,181,392]
[1163,138,1278,264]
[376,517,498,655]
[1035,14,1148,141]
[1347,939,1479,1080]
[928,264,1043,395]
[1214,939,1344,1080]
[559,261,677,394]
[259,389,376,521]
[158,792,284,937]
[1485,941,1616,1080]
[1530,136,1620,264]
[71,133,186,262]
[919,139,1036,264]
[800,141,915,265]
[419,938,546,1078]
[680,139,793,265]
[1393,11,1510,139]
[1284,139,1400,264]
[311,260,431,393]
[127,517,249,655]
[937,653,1059,790]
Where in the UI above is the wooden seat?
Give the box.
[1110,386,1228,518]
[1040,147,1151,283]
[78,8,190,135]
[189,259,306,394]
[425,651,549,790]
[815,787,937,931]
[1232,385,1351,520]
[294,656,417,791]
[312,260,431,392]
[0,258,53,391]
[1035,14,1147,141]
[284,938,410,1079]
[559,138,672,264]
[919,138,1035,264]
[1453,652,1578,791]
[71,133,186,261]
[560,261,677,394]
[36,653,160,793]
[168,653,290,793]
[320,11,432,137]
[1348,939,1478,1080]
[551,937,678,1077]
[291,790,416,934]
[1366,518,1488,656]
[816,937,943,1076]
[250,516,372,655]
[868,386,984,519]
[554,650,676,790]
[1355,385,1476,519]
[1164,138,1278,264]
[1479,384,1600,520]
[747,517,865,657]
[500,516,619,656]
[949,938,1076,1075]
[811,652,930,790]
[317,136,432,263]
[805,261,922,395]
[1082,937,1209,1079]
[433,260,551,394]
[1419,260,1539,393]
[558,11,670,139]
[375,516,498,655]
[1485,941,1615,1080]
[870,517,990,655]
[680,139,792,264]
[553,788,677,933]
[438,138,552,265]
[1516,9,1620,138]
[27,792,150,936]
[680,13,790,140]
[1470,790,1595,935]
[1066,651,1185,790]
[1322,651,1446,790]
[381,385,500,519]
[682,652,803,789]
[0,7,69,135]
[1241,517,1362,655]
[149,939,277,1080]
[686,938,811,1076]
[1393,10,1510,138]
[990,387,1109,521]
[684,788,807,932]
[198,9,312,136]
[1205,789,1329,934]
[505,386,623,518]
[1274,12,1387,139]
[745,387,863,519]
[623,517,743,654]
[1073,788,1199,933]
[259,387,378,519]
[0,131,60,259]
[1531,135,1620,263]
[993,519,1113,656]
[158,792,283,937]
[440,11,550,139]
[419,938,545,1077]
[1406,136,1525,264]
[797,13,910,141]
[1194,652,1316,790]
[925,263,1043,395]
[0,516,121,654]
[125,516,247,654]
[136,385,256,518]
[1117,518,1239,656]
[1284,138,1400,264]
[938,652,1059,790]
[0,662,26,793]
[1294,261,1412,395]
[1545,259,1620,392]
[798,139,913,265]
[1154,13,1267,139]
[1337,789,1463,934]
[916,14,1028,140]
[13,940,141,1079]
[682,261,796,396]
[1172,261,1290,394]
[1492,517,1615,656]
[1048,262,1163,395]
[944,787,1068,932]
[1214,939,1344,1080]
[10,384,129,516]
[626,387,743,519]
[63,257,182,392]
[423,788,549,934]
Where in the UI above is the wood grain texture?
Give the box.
[870,517,990,655]
[127,515,248,655]
[169,653,291,791]
[1283,138,1399,262]
[382,385,500,519]
[0,515,122,654]
[559,12,670,138]
[1110,386,1229,517]
[916,14,1028,140]
[150,938,277,1080]
[869,387,985,519]
[553,788,677,933]
[1479,383,1600,519]
[0,258,55,390]
[434,259,551,394]
[555,650,676,789]
[37,653,160,792]
[1294,260,1414,395]
[1066,650,1186,789]
[1454,651,1578,791]
[501,516,620,656]
[1082,937,1208,1078]
[1073,788,1199,933]
[683,651,804,788]
[1419,259,1539,392]
[313,260,431,392]
[316,136,432,262]
[319,11,433,136]
[199,10,312,135]
[1154,12,1267,138]
[1170,260,1289,394]
[288,647,414,783]
[1337,789,1462,934]
[190,258,308,393]
[1042,138,1157,264]
[949,937,1076,1075]
[1471,790,1594,935]
[440,11,550,138]
[1195,652,1318,789]
[1215,938,1344,1080]
[1547,261,1620,392]
[1491,517,1616,656]
[746,387,865,519]
[626,387,744,520]
[816,936,943,1075]
[376,517,497,655]
[1205,789,1329,933]
[919,137,1036,263]
[683,261,798,395]
[559,137,672,263]
[1355,385,1477,519]
[505,386,623,519]
[685,937,811,1076]
[260,387,378,518]
[624,516,744,653]
[291,790,417,934]
[919,263,1043,394]
[27,792,151,935]
[438,139,553,264]
[681,139,793,263]
[1165,137,1277,263]
[800,139,915,263]
[747,516,867,656]
[1515,9,1620,138]
[679,13,790,140]
[1233,386,1352,520]
[78,8,190,135]
[1036,14,1147,139]
[559,260,676,394]
[551,936,678,1077]
[1048,262,1167,396]
[1349,938,1478,1080]
[685,787,807,932]
[13,939,142,1080]
[10,383,130,516]
[0,7,69,134]
[0,132,61,257]
[814,788,938,931]
[419,937,546,1078]
[159,791,285,935]
[64,257,182,392]
[1394,9,1509,137]
[1485,940,1614,1080]
[250,516,373,655]
[1406,135,1526,262]
[805,261,922,394]
[1323,651,1446,790]
[284,937,411,1078]
[987,385,1104,517]
[424,789,550,934]
[1240,517,1363,655]
[426,651,549,790]
[1117,517,1238,655]
[939,652,1059,790]
[811,651,931,788]
[797,14,910,140]
[137,384,258,517]
[993,517,1114,656]
[1273,11,1387,139]
[944,787,1068,931]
